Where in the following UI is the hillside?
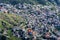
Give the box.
[0,13,27,40]
[0,0,60,40]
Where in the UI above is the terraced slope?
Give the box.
[0,13,26,29]
[0,13,27,40]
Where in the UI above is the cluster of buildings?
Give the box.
[0,3,60,40]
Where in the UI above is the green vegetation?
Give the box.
[0,13,26,40]
[0,13,25,28]
[0,0,60,5]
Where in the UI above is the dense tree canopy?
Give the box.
[0,0,60,5]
